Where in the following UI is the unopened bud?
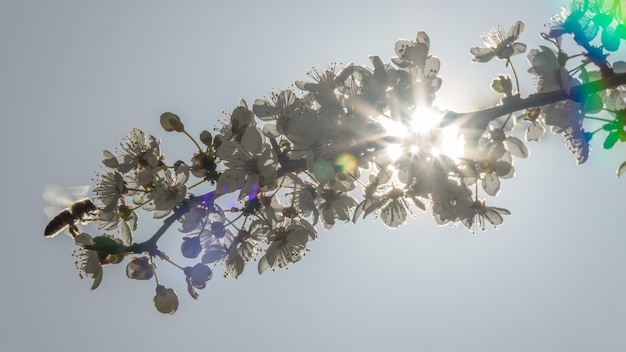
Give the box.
[181,236,202,259]
[154,285,179,315]
[126,256,154,280]
[160,112,185,132]
[199,130,213,146]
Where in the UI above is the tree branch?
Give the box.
[440,71,626,131]
[127,192,217,255]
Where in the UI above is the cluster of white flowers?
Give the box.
[45,0,626,314]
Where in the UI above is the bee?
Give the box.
[43,184,99,238]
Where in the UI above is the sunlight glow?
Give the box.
[377,117,408,138]
[410,108,443,133]
[387,144,404,161]
[379,108,465,161]
[439,126,465,160]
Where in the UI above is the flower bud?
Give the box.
[199,130,213,146]
[181,236,202,259]
[160,112,185,132]
[154,285,179,315]
[126,256,154,280]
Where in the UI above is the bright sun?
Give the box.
[378,108,465,161]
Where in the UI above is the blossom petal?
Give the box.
[262,123,281,138]
[525,122,545,142]
[493,161,513,178]
[470,47,496,62]
[216,168,245,194]
[511,42,527,56]
[484,209,504,226]
[394,39,415,58]
[416,31,430,50]
[252,99,278,120]
[258,255,271,274]
[381,200,407,228]
[216,140,242,163]
[617,161,626,178]
[423,56,441,78]
[504,137,529,158]
[120,221,132,246]
[241,127,263,154]
[482,174,500,196]
[507,21,524,40]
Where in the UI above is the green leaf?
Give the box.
[490,78,504,94]
[617,161,626,178]
[602,122,615,131]
[603,131,620,149]
[489,75,512,95]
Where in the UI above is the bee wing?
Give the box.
[43,184,90,207]
[43,205,62,220]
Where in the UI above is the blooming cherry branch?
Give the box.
[45,0,626,314]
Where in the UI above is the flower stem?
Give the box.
[184,130,203,152]
[584,116,613,123]
[507,59,521,95]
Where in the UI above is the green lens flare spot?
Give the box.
[311,159,334,184]
[335,153,358,173]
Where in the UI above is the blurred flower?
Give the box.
[527,46,571,93]
[184,263,213,299]
[542,101,589,163]
[546,2,599,43]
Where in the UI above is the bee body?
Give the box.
[44,198,98,238]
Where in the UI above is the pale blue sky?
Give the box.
[2,1,626,351]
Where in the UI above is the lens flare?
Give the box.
[411,108,443,133]
[379,108,465,161]
[335,153,358,173]
[387,144,404,161]
[439,126,465,160]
